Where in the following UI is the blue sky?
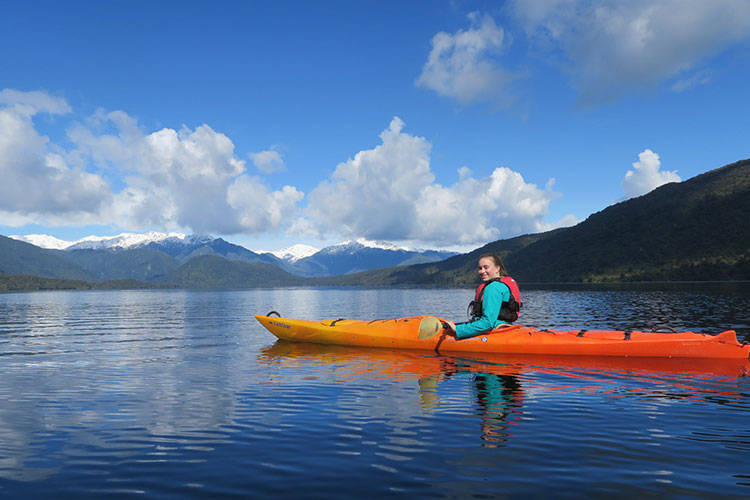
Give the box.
[2,0,749,252]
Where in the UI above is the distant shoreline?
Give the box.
[3,273,749,293]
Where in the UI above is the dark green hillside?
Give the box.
[57,248,181,282]
[508,158,750,282]
[0,236,95,281]
[157,255,303,288]
[0,274,174,291]
[94,279,178,290]
[0,273,93,291]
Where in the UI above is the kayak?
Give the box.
[254,313,750,359]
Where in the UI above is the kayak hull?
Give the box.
[255,315,750,359]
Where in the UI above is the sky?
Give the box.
[1,0,749,252]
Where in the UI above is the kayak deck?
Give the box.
[254,315,750,359]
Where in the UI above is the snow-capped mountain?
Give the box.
[10,231,210,251]
[262,239,411,264]
[258,238,456,276]
[265,244,320,263]
[70,232,216,251]
[7,231,457,279]
[325,238,412,253]
[9,234,73,250]
[291,239,457,277]
[7,231,285,282]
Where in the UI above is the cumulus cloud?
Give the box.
[69,112,303,235]
[0,90,303,235]
[416,12,516,105]
[0,91,111,219]
[250,147,285,173]
[621,149,680,199]
[302,117,565,246]
[413,167,562,245]
[304,117,433,240]
[512,0,750,103]
[228,179,303,232]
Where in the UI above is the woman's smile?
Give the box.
[477,257,501,282]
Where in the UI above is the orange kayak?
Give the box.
[254,314,750,359]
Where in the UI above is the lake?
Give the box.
[1,285,749,499]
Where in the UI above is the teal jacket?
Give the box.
[455,281,510,340]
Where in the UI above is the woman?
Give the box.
[444,253,521,340]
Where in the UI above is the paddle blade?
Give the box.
[418,316,445,340]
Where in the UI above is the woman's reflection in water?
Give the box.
[473,372,522,447]
[419,358,523,448]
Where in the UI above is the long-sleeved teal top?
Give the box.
[455,280,510,340]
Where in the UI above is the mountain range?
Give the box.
[2,158,749,289]
[2,232,457,284]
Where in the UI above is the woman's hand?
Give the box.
[444,320,457,333]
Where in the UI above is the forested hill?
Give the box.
[322,158,750,284]
[0,236,95,281]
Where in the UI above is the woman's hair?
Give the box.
[479,253,508,276]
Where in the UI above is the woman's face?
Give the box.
[477,257,501,282]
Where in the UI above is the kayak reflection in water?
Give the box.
[443,253,522,340]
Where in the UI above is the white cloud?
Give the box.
[0,90,304,235]
[0,93,111,219]
[414,168,563,245]
[621,149,680,199]
[70,112,303,235]
[416,13,516,105]
[250,147,286,173]
[228,178,303,233]
[304,117,433,240]
[302,117,565,246]
[512,0,750,103]
[0,88,71,116]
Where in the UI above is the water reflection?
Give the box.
[259,341,526,449]
[472,372,522,447]
[258,339,750,454]
[414,358,523,447]
[259,340,750,409]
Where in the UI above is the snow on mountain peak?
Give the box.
[9,234,74,250]
[267,244,319,263]
[331,238,411,252]
[67,231,191,250]
[9,231,212,251]
[357,238,412,251]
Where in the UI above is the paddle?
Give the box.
[418,316,448,340]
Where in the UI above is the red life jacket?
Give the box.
[469,276,522,323]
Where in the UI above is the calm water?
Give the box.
[0,286,749,499]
